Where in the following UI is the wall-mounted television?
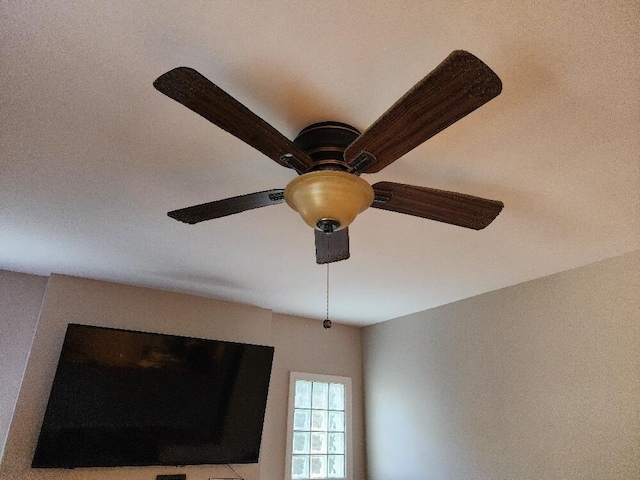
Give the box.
[32,324,275,468]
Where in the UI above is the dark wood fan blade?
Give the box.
[315,228,350,264]
[154,67,314,173]
[168,189,285,224]
[372,182,503,230]
[345,51,502,173]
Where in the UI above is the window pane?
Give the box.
[289,375,349,480]
[329,383,345,410]
[294,409,311,431]
[292,455,310,479]
[293,432,310,454]
[312,382,328,409]
[328,455,345,478]
[310,455,327,478]
[295,380,312,408]
[328,432,344,454]
[328,411,344,432]
[311,409,327,431]
[310,432,327,454]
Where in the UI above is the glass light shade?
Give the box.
[285,171,374,231]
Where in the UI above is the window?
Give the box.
[285,372,352,480]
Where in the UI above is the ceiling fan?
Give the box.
[154,50,504,264]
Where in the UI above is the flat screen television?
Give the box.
[32,324,275,468]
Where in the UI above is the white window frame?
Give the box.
[285,372,353,480]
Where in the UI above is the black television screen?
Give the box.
[32,324,274,468]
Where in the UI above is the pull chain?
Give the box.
[323,263,331,329]
[323,234,332,329]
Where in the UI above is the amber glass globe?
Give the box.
[284,171,374,231]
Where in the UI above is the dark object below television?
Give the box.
[32,324,274,468]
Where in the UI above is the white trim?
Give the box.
[284,372,353,480]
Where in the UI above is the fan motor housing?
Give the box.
[293,121,360,172]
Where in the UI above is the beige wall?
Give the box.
[363,250,640,479]
[264,313,366,480]
[0,271,48,463]
[0,274,365,480]
[8,251,637,480]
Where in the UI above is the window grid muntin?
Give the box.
[292,380,346,479]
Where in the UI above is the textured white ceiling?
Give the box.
[2,1,639,325]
